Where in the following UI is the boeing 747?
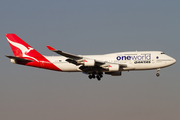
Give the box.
[5,33,176,81]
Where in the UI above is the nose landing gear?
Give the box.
[156,68,160,77]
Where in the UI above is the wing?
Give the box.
[46,46,127,73]
[47,46,82,60]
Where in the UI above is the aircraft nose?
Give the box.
[173,58,176,64]
[170,57,176,65]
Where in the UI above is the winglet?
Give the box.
[46,45,56,51]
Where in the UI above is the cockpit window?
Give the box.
[161,52,165,54]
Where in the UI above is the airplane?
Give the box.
[5,33,176,81]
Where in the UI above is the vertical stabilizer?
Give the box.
[5,33,61,71]
[6,33,43,61]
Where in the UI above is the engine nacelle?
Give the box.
[105,71,122,76]
[84,59,95,66]
[108,64,120,72]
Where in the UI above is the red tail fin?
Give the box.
[6,33,62,71]
[6,33,44,61]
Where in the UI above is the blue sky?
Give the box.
[0,0,180,120]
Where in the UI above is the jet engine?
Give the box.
[102,64,120,72]
[83,59,95,66]
[108,64,120,71]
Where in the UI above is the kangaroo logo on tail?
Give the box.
[7,37,38,62]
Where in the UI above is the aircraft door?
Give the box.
[151,54,156,64]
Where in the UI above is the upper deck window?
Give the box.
[161,52,165,54]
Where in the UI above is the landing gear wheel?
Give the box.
[99,74,103,78]
[156,73,160,77]
[96,75,101,81]
[88,74,95,79]
[88,75,92,79]
[88,72,103,81]
[156,68,160,77]
[92,74,95,79]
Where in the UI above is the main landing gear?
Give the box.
[156,68,160,77]
[88,73,103,81]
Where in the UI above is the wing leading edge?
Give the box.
[47,46,82,60]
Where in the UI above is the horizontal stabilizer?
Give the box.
[5,55,34,62]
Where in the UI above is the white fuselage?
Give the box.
[45,51,176,72]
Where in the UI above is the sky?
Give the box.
[0,0,180,120]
